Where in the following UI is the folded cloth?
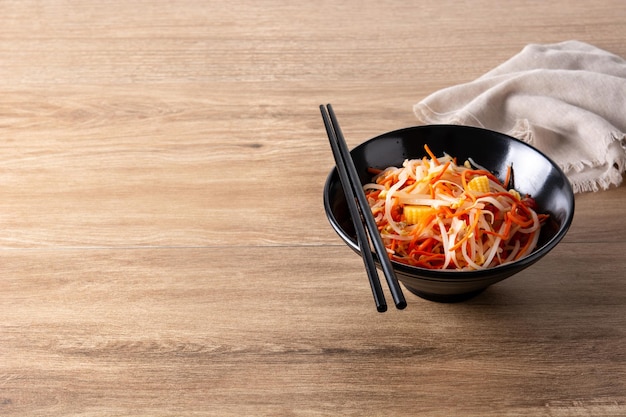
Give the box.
[413,40,626,193]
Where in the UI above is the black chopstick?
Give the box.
[320,106,387,312]
[320,104,406,311]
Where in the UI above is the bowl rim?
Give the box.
[323,124,576,280]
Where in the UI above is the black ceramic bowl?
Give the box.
[323,125,575,302]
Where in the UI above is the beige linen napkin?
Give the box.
[413,40,626,193]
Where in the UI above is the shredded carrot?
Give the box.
[504,165,513,189]
[424,144,440,166]
[430,160,451,184]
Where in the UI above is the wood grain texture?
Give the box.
[1,0,625,416]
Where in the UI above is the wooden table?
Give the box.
[2,1,625,415]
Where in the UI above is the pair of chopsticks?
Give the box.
[320,104,406,312]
